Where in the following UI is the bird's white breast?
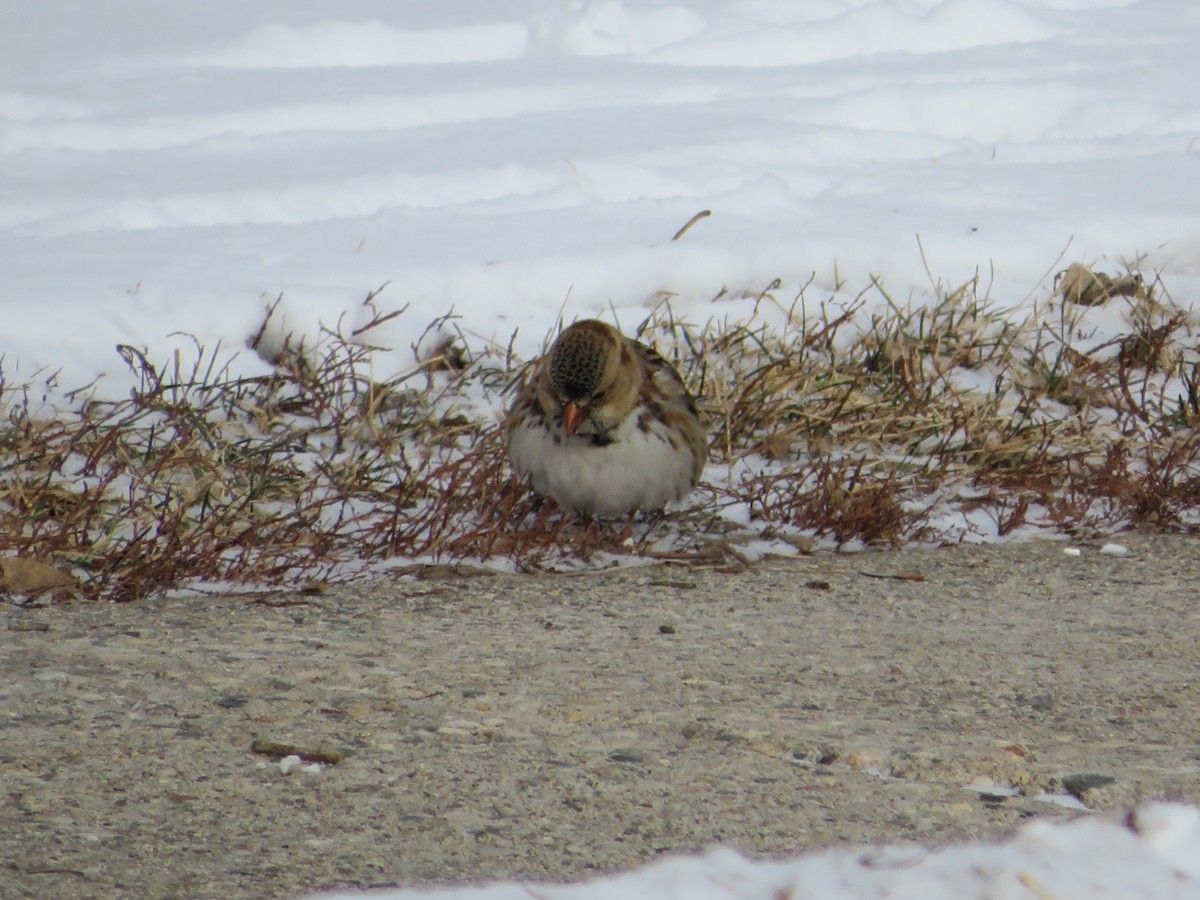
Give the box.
[507,410,696,517]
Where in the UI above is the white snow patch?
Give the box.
[307,803,1200,899]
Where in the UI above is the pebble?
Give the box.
[278,754,303,775]
[1099,543,1129,556]
[1062,773,1117,801]
[1062,547,1082,557]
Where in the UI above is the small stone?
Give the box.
[6,621,50,632]
[437,721,479,738]
[1099,543,1129,556]
[1062,772,1116,799]
[1062,547,1082,557]
[278,755,303,775]
[609,750,645,764]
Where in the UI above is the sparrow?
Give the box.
[504,319,706,517]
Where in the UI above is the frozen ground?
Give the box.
[3,0,1200,394]
[6,535,1200,900]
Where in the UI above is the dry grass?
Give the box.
[3,262,1200,601]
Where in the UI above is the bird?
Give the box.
[504,319,706,517]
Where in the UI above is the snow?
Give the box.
[307,803,1200,899]
[5,2,1200,892]
[4,0,1200,394]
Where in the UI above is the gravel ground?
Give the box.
[3,534,1199,899]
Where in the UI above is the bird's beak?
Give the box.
[563,401,584,436]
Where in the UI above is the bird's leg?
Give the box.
[530,497,560,533]
[615,512,635,545]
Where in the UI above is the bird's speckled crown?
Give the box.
[547,324,608,401]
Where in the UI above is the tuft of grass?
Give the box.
[3,261,1200,601]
